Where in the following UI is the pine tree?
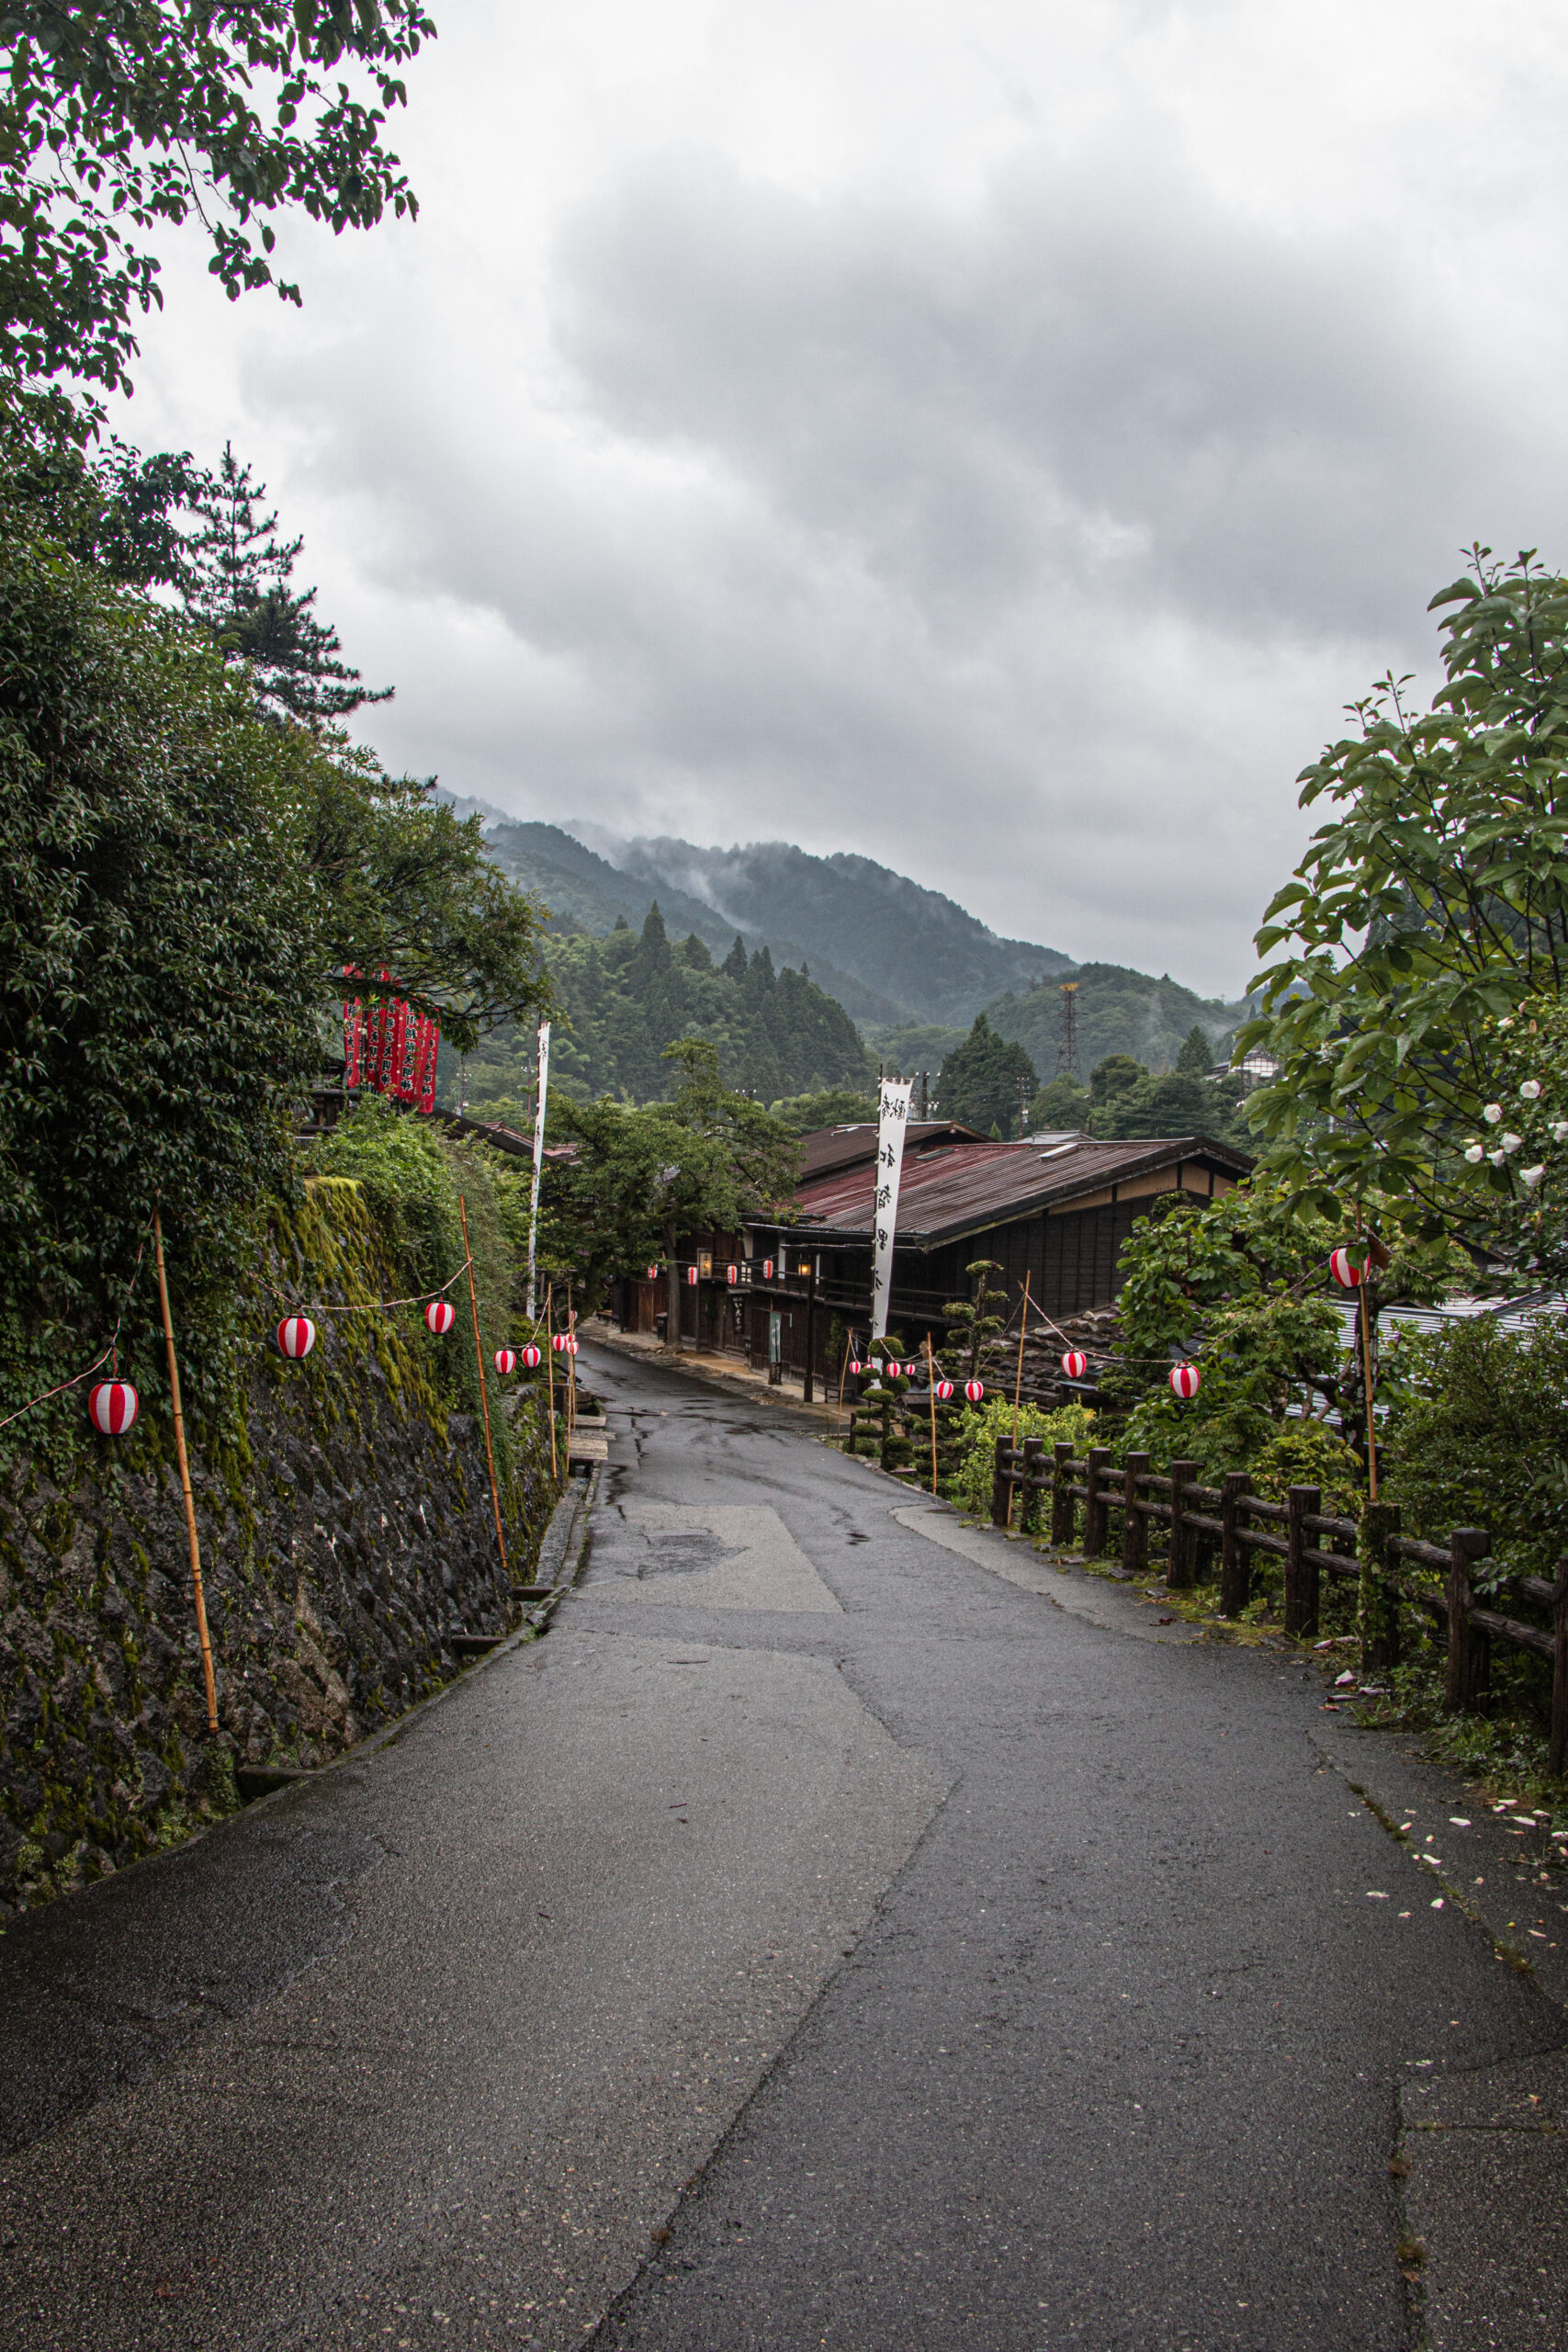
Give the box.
[1176,1024,1213,1076]
[722,933,749,981]
[185,444,391,725]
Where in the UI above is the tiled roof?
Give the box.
[789,1133,1254,1248]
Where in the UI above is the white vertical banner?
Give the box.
[525,1019,551,1322]
[870,1077,912,1341]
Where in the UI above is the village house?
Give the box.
[609,1123,1253,1390]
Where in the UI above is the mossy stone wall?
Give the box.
[0,1182,558,1918]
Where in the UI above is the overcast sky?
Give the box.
[120,0,1568,996]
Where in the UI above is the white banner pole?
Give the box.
[525,1019,551,1323]
[869,1076,912,1342]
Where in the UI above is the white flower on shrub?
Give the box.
[1499,1017,1516,1029]
[1521,1079,1542,1099]
[1501,1132,1523,1153]
[1464,1143,1485,1163]
[1553,1122,1568,1143]
[1483,1102,1504,1123]
[1489,1148,1507,1165]
[1522,1164,1547,1191]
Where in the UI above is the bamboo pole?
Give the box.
[925,1332,940,1497]
[565,1278,576,1445]
[152,1213,218,1735]
[458,1194,508,1577]
[1359,1291,1380,1501]
[836,1327,853,1442]
[1354,1210,1379,1501]
[544,1283,558,1481]
[1007,1271,1032,1530]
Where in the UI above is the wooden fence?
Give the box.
[991,1436,1568,1775]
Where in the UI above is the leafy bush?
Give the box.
[947,1395,1099,1517]
[306,1096,531,1464]
[1382,1314,1568,1588]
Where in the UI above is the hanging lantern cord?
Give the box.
[0,1218,153,1436]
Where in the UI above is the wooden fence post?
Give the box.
[1219,1471,1250,1617]
[1084,1445,1111,1557]
[1167,1459,1196,1589]
[991,1434,1013,1529]
[1021,1435,1044,1534]
[1052,1442,1075,1547]
[1122,1452,1150,1577]
[1551,1559,1568,1781]
[1358,1500,1402,1676]
[1284,1485,1320,1639]
[1445,1529,1491,1713]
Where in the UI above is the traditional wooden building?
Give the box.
[609,1124,1252,1388]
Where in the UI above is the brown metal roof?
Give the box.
[795,1119,987,1185]
[789,1133,1253,1248]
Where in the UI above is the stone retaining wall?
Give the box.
[0,1193,558,1918]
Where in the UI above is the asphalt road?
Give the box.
[3,1340,1565,2351]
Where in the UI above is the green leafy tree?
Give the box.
[546,1039,798,1331]
[0,527,321,1429]
[773,1086,879,1132]
[299,755,550,1051]
[1089,1052,1146,1107]
[1240,550,1568,1256]
[0,528,551,1444]
[1029,1072,1090,1130]
[936,1012,1036,1136]
[0,2,435,424]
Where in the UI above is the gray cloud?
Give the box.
[126,2,1568,996]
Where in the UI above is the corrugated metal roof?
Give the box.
[793,1133,1254,1249]
[795,1119,986,1185]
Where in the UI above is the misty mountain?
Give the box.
[602,832,1076,1026]
[479,819,907,1023]
[444,796,1257,1085]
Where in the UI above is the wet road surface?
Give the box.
[3,1340,1564,2350]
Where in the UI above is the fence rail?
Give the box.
[990,1436,1568,1775]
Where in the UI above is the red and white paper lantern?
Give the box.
[87,1379,139,1435]
[1060,1350,1088,1381]
[276,1315,316,1361]
[1328,1247,1364,1288]
[646,1264,659,1281]
[551,1332,580,1356]
[934,1379,955,1401]
[685,1264,698,1286]
[493,1348,517,1375]
[762,1257,774,1280]
[727,1263,739,1284]
[521,1344,543,1369]
[964,1379,985,1404]
[1169,1362,1201,1400]
[424,1299,456,1336]
[849,1359,864,1375]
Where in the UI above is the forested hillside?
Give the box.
[479,819,905,1023]
[987,963,1252,1079]
[611,834,1075,1023]
[446,905,875,1108]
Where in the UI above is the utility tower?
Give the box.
[1055,981,1081,1080]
